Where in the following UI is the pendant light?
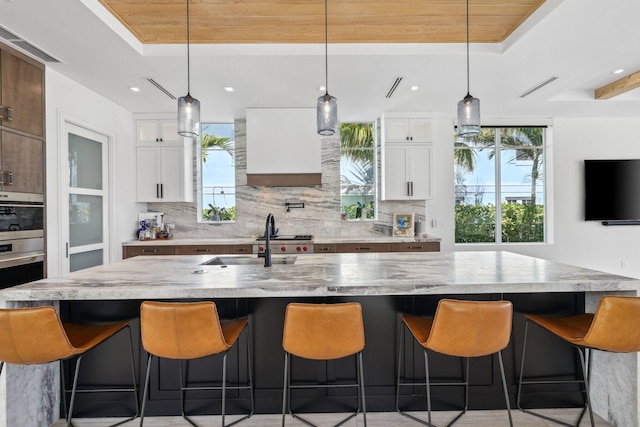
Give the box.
[456,0,480,137]
[177,0,200,137]
[317,0,338,136]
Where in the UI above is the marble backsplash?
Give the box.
[148,119,426,239]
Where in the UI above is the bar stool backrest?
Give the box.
[0,307,76,364]
[427,299,513,358]
[584,296,640,352]
[282,302,365,360]
[140,301,231,359]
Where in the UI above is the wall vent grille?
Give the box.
[0,25,60,63]
[519,76,559,98]
[146,78,176,99]
[386,77,403,98]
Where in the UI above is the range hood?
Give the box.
[246,108,322,186]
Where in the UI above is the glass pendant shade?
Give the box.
[317,93,338,136]
[177,93,200,137]
[457,93,480,137]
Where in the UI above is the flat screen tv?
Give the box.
[584,159,640,223]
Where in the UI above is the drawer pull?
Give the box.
[318,247,332,252]
[357,247,371,251]
[142,249,158,254]
[194,248,210,253]
[408,245,424,250]
[235,248,248,253]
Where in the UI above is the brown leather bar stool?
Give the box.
[396,299,514,427]
[517,295,640,427]
[0,306,139,427]
[139,301,254,427]
[281,302,367,427]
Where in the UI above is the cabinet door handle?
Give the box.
[156,183,160,198]
[0,171,3,185]
[407,181,410,196]
[6,107,12,121]
[0,105,3,120]
[6,172,12,186]
[160,183,164,198]
[410,181,414,196]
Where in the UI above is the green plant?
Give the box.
[203,204,235,221]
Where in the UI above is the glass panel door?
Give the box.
[62,122,109,273]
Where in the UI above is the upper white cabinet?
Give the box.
[134,117,193,202]
[381,115,433,200]
[383,118,432,143]
[136,119,181,145]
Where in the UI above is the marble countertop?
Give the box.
[2,251,638,302]
[123,235,441,246]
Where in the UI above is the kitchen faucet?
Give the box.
[258,213,276,267]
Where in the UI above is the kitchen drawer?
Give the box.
[174,245,231,255]
[390,242,440,252]
[337,243,391,253]
[228,244,253,254]
[123,246,175,259]
[314,244,337,253]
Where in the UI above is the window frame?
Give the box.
[454,125,549,245]
[197,123,236,223]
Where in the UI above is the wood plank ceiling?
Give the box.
[98,0,547,44]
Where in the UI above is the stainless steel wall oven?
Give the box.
[0,192,44,288]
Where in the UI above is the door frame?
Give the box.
[57,113,116,274]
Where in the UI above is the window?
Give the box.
[454,127,546,243]
[200,123,235,222]
[340,122,376,220]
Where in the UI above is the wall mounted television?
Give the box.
[584,159,640,225]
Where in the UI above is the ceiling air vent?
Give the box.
[386,77,403,98]
[519,76,559,98]
[146,78,176,100]
[0,25,60,63]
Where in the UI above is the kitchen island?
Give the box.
[1,251,638,427]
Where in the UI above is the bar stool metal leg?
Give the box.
[517,319,594,427]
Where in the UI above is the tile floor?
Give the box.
[52,409,610,426]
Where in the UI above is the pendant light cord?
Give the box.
[186,0,191,94]
[466,0,470,96]
[324,0,329,95]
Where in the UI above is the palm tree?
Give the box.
[500,127,544,204]
[201,134,233,163]
[340,123,374,164]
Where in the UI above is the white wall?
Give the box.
[430,117,640,279]
[45,69,142,277]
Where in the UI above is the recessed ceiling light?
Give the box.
[130,87,140,92]
[224,86,235,92]
[411,86,419,91]
[613,69,625,74]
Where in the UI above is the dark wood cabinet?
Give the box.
[390,241,440,252]
[0,49,44,137]
[124,243,254,259]
[0,131,43,193]
[336,243,392,253]
[122,245,175,258]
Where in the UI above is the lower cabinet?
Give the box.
[123,244,253,259]
[122,245,175,259]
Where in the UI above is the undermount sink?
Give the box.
[201,256,297,266]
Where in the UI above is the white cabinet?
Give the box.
[383,118,432,143]
[136,145,193,202]
[136,120,181,145]
[134,116,193,203]
[382,144,432,200]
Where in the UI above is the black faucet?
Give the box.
[258,213,276,267]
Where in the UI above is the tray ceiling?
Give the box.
[98,0,547,44]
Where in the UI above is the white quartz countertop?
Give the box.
[122,235,441,246]
[2,251,638,302]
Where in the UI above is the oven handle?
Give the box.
[0,252,45,269]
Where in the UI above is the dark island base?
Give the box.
[60,292,586,418]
